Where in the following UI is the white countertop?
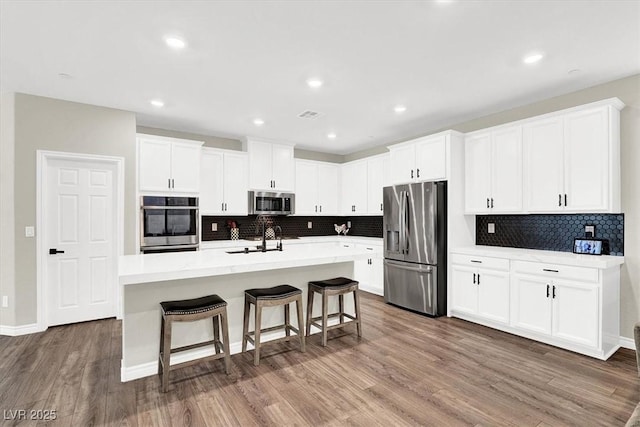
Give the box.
[120,241,375,285]
[451,245,624,269]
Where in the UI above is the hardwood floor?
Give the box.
[0,292,638,426]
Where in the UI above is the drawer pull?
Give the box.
[543,268,559,273]
[366,247,373,250]
[470,260,482,263]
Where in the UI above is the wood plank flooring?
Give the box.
[0,292,638,426]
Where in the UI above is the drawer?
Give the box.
[450,253,510,271]
[355,243,383,254]
[511,260,598,283]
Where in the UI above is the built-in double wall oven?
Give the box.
[140,196,199,253]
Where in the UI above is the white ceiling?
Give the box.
[1,1,639,155]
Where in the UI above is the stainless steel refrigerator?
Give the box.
[383,181,447,316]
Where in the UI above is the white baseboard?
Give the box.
[619,336,636,350]
[0,323,46,336]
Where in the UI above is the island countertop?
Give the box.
[119,242,374,285]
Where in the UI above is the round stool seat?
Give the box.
[309,277,358,289]
[245,284,301,300]
[160,294,227,315]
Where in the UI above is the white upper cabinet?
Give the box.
[523,100,623,213]
[138,135,203,193]
[245,139,295,191]
[389,134,447,184]
[294,160,339,215]
[366,154,389,214]
[464,126,523,214]
[341,160,368,214]
[200,148,248,215]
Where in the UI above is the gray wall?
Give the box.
[4,94,137,326]
[0,94,16,326]
[348,74,640,339]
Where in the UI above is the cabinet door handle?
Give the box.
[558,194,562,207]
[473,273,476,284]
[487,198,490,209]
[319,205,322,212]
[552,285,556,299]
[543,268,559,273]
[315,205,317,212]
[411,169,414,179]
[168,178,171,189]
[477,274,480,285]
[380,203,383,211]
[564,194,567,206]
[490,198,494,209]
[224,203,227,211]
[417,168,420,178]
[546,284,550,298]
[221,202,224,211]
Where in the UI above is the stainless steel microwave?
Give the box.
[248,191,295,215]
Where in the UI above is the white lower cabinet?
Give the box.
[451,255,510,325]
[353,244,383,296]
[450,250,621,360]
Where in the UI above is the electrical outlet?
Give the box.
[347,221,352,228]
[25,226,35,237]
[2,296,7,308]
[488,223,495,234]
[585,225,595,237]
[307,221,312,229]
[211,223,217,232]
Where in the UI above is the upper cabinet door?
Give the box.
[199,150,224,214]
[389,145,415,185]
[563,107,610,212]
[464,133,492,213]
[171,143,201,193]
[415,135,446,181]
[524,117,564,212]
[295,161,319,215]
[367,156,385,214]
[317,163,339,215]
[341,161,368,214]
[491,126,523,212]
[223,152,249,215]
[271,143,295,191]
[247,140,273,191]
[139,138,172,192]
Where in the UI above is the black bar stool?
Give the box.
[158,294,231,392]
[242,284,305,366]
[306,277,362,346]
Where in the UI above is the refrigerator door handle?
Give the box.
[384,259,433,273]
[399,190,405,254]
[403,191,410,254]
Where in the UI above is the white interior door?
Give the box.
[46,158,117,326]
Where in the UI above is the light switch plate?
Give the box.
[25,226,35,237]
[585,224,595,237]
[211,223,217,232]
[307,221,312,229]
[488,223,495,234]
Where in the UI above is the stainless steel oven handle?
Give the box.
[141,206,199,210]
[384,259,433,273]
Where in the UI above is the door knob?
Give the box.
[49,248,65,255]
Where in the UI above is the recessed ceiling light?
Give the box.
[253,118,265,126]
[164,36,186,49]
[58,73,73,79]
[523,53,544,64]
[150,99,165,108]
[306,78,323,89]
[394,105,407,113]
[327,133,337,140]
[568,68,581,75]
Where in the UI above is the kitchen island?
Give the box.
[119,241,374,381]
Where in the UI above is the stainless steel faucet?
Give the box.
[275,225,283,251]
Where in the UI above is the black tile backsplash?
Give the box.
[202,215,383,241]
[476,214,624,255]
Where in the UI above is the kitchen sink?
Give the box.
[226,247,282,254]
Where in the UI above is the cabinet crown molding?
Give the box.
[387,129,462,150]
[136,133,204,147]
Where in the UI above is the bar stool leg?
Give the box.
[158,314,165,376]
[284,303,291,337]
[161,317,173,393]
[295,296,306,352]
[321,291,329,347]
[213,314,221,354]
[242,297,250,353]
[354,289,362,338]
[220,309,231,375]
[254,301,262,366]
[306,288,314,337]
[338,294,345,324]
